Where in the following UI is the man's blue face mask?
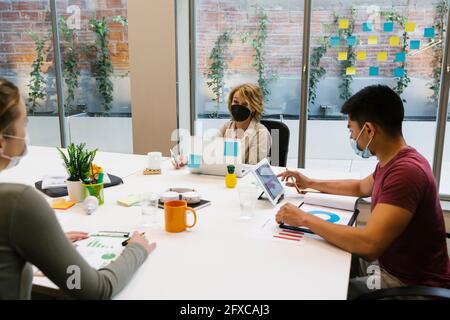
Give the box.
[350,123,374,159]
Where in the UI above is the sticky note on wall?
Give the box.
[330,36,340,47]
[340,20,349,29]
[405,22,416,32]
[410,40,421,50]
[363,22,373,32]
[347,36,357,46]
[395,52,406,63]
[384,22,394,32]
[369,67,379,76]
[424,27,435,38]
[394,67,405,77]
[356,51,367,61]
[338,52,348,61]
[368,36,378,45]
[389,36,400,47]
[346,67,356,75]
[377,52,388,61]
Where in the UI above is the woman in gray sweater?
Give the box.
[0,78,156,300]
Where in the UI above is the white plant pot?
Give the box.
[66,180,83,203]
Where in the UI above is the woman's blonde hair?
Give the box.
[0,78,20,135]
[228,84,264,121]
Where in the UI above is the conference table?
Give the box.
[0,146,362,300]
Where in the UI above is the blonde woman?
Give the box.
[217,84,271,165]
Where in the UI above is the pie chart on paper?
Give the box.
[307,210,341,224]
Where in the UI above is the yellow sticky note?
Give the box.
[356,51,367,61]
[339,19,349,29]
[368,36,378,45]
[389,36,400,46]
[338,52,348,61]
[377,52,388,61]
[346,66,356,75]
[405,22,416,32]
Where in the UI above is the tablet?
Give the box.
[252,159,285,206]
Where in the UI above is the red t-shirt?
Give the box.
[372,146,450,288]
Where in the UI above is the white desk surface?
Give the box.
[2,147,362,300]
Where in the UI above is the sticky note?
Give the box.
[377,52,388,61]
[346,66,356,75]
[405,22,416,32]
[384,22,394,32]
[389,36,400,47]
[394,67,405,77]
[424,27,435,38]
[224,141,239,157]
[51,199,76,210]
[368,36,378,45]
[188,154,202,169]
[330,36,340,47]
[356,51,367,61]
[340,19,349,29]
[363,22,373,32]
[410,40,421,50]
[395,52,406,63]
[347,36,357,46]
[338,52,348,61]
[369,67,379,76]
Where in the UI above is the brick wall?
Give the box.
[0,0,129,76]
[196,0,438,79]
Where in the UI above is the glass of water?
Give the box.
[141,193,160,228]
[238,185,258,220]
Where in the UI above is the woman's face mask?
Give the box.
[0,130,29,170]
[231,105,253,122]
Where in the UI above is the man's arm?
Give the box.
[276,203,413,261]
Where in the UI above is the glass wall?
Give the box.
[0,0,61,146]
[0,0,132,153]
[194,0,304,166]
[306,0,445,178]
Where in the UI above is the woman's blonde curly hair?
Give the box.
[227,84,264,121]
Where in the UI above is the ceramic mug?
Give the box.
[164,200,197,233]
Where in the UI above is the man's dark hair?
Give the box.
[341,85,404,137]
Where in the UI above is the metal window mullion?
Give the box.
[49,0,68,148]
[298,0,312,168]
[189,0,196,136]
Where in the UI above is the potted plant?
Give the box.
[57,143,97,203]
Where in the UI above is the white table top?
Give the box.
[2,146,361,300]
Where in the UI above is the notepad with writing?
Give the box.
[281,193,360,234]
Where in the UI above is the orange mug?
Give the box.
[164,200,197,233]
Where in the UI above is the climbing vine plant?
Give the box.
[309,38,328,105]
[380,9,411,103]
[205,31,233,119]
[28,32,49,114]
[241,6,277,102]
[428,0,448,103]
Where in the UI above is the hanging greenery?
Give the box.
[28,32,49,114]
[59,16,81,114]
[428,0,448,103]
[380,9,411,103]
[241,6,278,102]
[309,39,328,105]
[205,31,233,119]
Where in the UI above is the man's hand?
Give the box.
[277,170,312,191]
[66,232,89,243]
[276,203,308,227]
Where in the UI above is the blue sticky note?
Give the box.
[188,154,202,169]
[363,22,373,32]
[410,40,421,50]
[330,36,340,47]
[395,52,406,63]
[369,67,379,76]
[424,27,435,38]
[347,35,357,46]
[384,22,394,32]
[394,67,405,77]
[224,141,239,157]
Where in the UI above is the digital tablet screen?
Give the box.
[254,162,284,202]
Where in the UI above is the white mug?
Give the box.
[148,152,163,170]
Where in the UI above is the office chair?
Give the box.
[260,120,290,167]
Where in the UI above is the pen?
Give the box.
[90,231,130,238]
[122,232,146,247]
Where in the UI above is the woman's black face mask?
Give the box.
[231,105,253,122]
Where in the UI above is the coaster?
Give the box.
[143,168,162,175]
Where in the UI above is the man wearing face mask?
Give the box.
[217,84,271,165]
[0,78,156,300]
[277,85,449,299]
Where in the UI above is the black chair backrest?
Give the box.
[260,120,290,167]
